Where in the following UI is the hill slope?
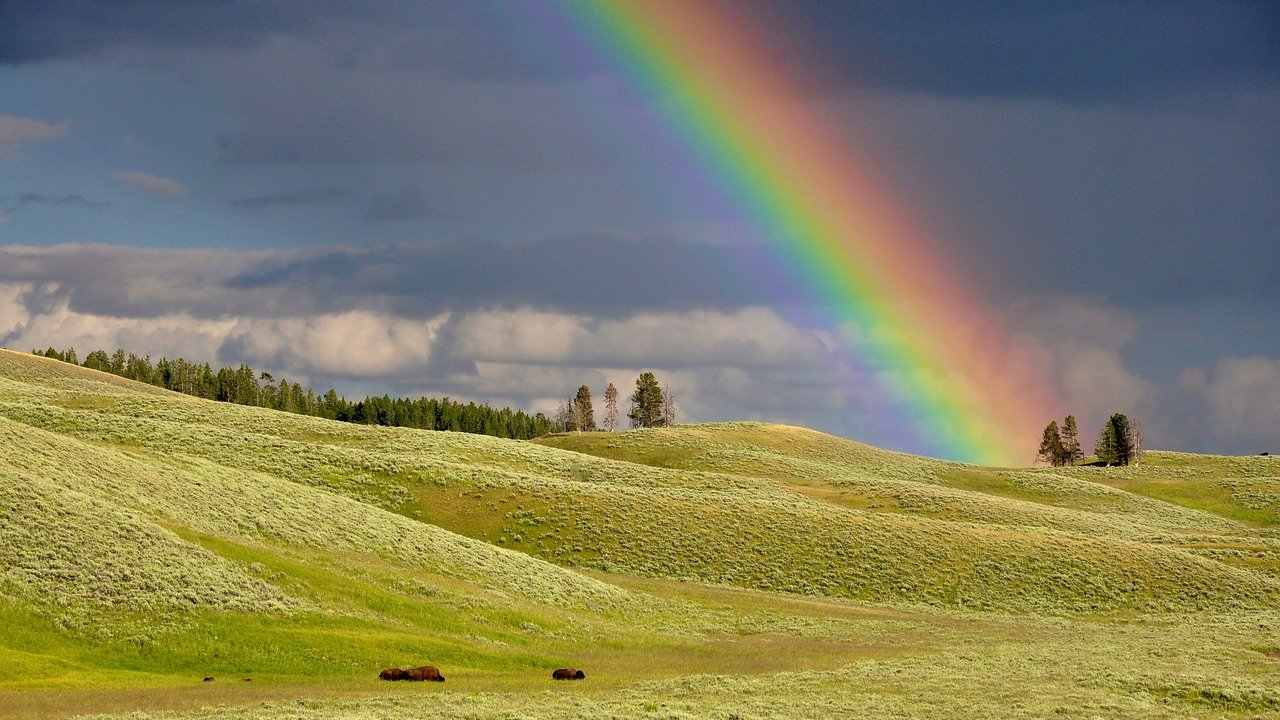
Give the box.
[1,348,1278,719]
[540,423,1280,576]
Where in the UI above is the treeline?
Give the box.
[32,346,552,439]
[1038,412,1143,467]
[552,371,676,432]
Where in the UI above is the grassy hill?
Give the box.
[0,347,1278,719]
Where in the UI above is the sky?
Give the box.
[1,0,1278,458]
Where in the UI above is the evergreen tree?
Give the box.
[109,349,127,375]
[573,385,596,431]
[24,340,550,440]
[82,349,112,372]
[1095,421,1118,466]
[628,372,665,428]
[1060,415,1083,466]
[1107,412,1135,466]
[602,382,619,432]
[1038,421,1065,466]
[565,396,579,431]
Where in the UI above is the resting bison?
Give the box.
[403,665,445,682]
[379,667,407,681]
[552,668,586,680]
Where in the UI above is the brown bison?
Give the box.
[403,665,445,682]
[379,667,407,681]
[552,668,586,680]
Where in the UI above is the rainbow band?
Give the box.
[566,1,1054,464]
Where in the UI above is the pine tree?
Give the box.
[566,396,580,431]
[1095,421,1118,466]
[1108,413,1135,466]
[628,372,665,428]
[24,340,551,440]
[602,382,619,432]
[109,349,127,375]
[82,350,111,372]
[1038,421,1065,466]
[573,385,596,431]
[1060,415,1082,466]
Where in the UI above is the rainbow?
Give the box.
[564,1,1056,464]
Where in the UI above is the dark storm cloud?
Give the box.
[4,193,106,218]
[2,193,105,223]
[0,237,801,320]
[0,0,317,64]
[745,0,1280,101]
[230,187,352,210]
[16,193,104,209]
[8,0,1273,101]
[210,79,621,170]
[363,186,437,222]
[222,235,800,316]
[0,0,599,81]
[824,89,1280,312]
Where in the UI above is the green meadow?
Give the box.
[1,347,1278,719]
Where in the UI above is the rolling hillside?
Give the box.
[1,348,1278,719]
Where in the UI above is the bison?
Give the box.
[403,665,445,682]
[379,667,407,681]
[552,668,586,680]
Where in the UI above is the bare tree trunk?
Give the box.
[1129,417,1144,464]
[603,382,618,432]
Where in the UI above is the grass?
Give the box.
[0,347,1278,718]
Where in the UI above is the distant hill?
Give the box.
[1,347,1277,719]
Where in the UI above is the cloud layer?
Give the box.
[0,239,801,319]
[113,171,187,197]
[4,244,1276,455]
[0,114,67,148]
[1181,358,1280,451]
[0,274,862,440]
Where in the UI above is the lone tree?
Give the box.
[628,372,666,428]
[1060,415,1083,465]
[602,382,619,432]
[1038,420,1065,466]
[573,385,596,431]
